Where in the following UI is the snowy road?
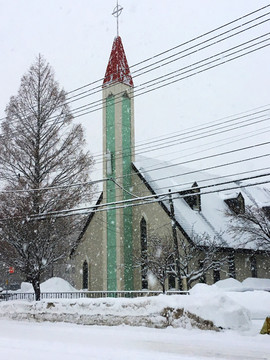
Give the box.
[0,319,269,360]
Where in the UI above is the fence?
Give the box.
[0,290,189,301]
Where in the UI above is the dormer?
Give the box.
[224,192,245,214]
[180,182,201,211]
[262,206,270,219]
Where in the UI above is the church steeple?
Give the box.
[103,36,133,87]
[102,35,134,292]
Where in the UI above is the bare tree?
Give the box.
[0,55,94,300]
[178,233,228,289]
[227,200,270,251]
[134,233,175,293]
[135,231,228,292]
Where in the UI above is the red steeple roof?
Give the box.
[103,36,133,87]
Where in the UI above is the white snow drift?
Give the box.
[2,277,269,331]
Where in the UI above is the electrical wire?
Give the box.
[1,6,269,123]
[92,112,270,166]
[1,133,269,198]
[67,33,270,118]
[65,4,270,96]
[15,173,270,220]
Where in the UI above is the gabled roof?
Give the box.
[103,36,134,87]
[133,156,270,251]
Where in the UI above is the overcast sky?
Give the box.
[1,0,270,183]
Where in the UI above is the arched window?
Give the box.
[250,255,257,278]
[213,264,221,283]
[82,260,89,289]
[228,252,236,279]
[140,217,148,289]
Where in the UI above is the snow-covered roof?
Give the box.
[133,156,270,250]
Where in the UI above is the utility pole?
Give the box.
[168,189,182,291]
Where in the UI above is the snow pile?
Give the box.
[214,277,270,292]
[215,278,244,291]
[19,277,77,293]
[226,291,270,319]
[205,279,270,320]
[0,284,252,331]
[2,277,270,331]
[214,278,254,293]
[242,277,270,291]
[0,296,217,329]
[188,284,251,330]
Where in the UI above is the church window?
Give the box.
[250,255,257,278]
[224,193,245,215]
[140,217,148,289]
[180,182,201,211]
[228,252,236,278]
[168,263,176,289]
[82,260,89,289]
[168,273,175,289]
[198,260,206,283]
[213,263,220,283]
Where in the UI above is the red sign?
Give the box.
[9,267,15,274]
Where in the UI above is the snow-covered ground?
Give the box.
[0,319,269,360]
[0,277,269,359]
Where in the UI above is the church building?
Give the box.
[69,35,270,292]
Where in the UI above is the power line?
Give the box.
[89,104,270,162]
[1,28,269,164]
[113,140,270,184]
[1,134,269,199]
[65,13,270,106]
[132,123,270,173]
[130,103,270,147]
[1,172,269,222]
[65,4,270,97]
[143,166,270,194]
[67,31,270,119]
[3,93,269,181]
[68,38,270,122]
[19,173,270,220]
[0,178,108,194]
[92,112,270,166]
[109,152,270,203]
[3,37,268,145]
[131,13,270,77]
[96,149,270,206]
[0,9,268,202]
[1,6,269,123]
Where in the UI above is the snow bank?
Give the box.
[3,277,269,331]
[0,297,197,329]
[189,280,270,323]
[242,277,270,291]
[0,287,252,331]
[214,277,270,292]
[19,277,77,293]
[215,278,243,291]
[225,291,270,319]
[188,284,251,330]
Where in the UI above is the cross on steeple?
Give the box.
[112,1,123,37]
